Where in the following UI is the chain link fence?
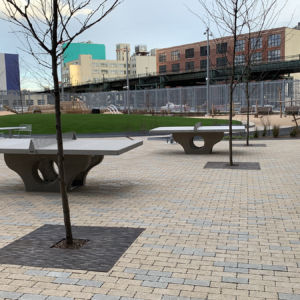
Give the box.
[1,79,300,112]
[79,80,300,112]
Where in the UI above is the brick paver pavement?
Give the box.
[0,138,299,300]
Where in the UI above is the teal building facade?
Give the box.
[63,43,106,64]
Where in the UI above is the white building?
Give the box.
[130,45,157,76]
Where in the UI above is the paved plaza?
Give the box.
[0,137,299,300]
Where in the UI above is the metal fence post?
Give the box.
[281,80,285,109]
[134,90,136,109]
[242,83,246,107]
[124,91,126,111]
[155,88,158,112]
[180,87,182,111]
[193,86,196,111]
[225,85,229,112]
[167,88,170,106]
[260,81,264,106]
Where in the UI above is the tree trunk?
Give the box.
[228,1,238,166]
[52,0,73,245]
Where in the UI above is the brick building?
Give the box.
[156,25,300,79]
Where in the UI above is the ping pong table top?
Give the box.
[0,138,143,156]
[150,125,245,134]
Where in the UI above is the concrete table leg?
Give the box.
[172,132,224,154]
[4,154,104,192]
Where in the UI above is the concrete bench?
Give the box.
[285,106,300,115]
[257,106,272,115]
[238,107,256,114]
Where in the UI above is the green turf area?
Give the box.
[0,114,241,135]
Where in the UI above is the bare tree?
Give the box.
[188,0,250,165]
[3,0,123,245]
[187,0,291,162]
[237,0,288,145]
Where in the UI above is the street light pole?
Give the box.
[61,43,64,102]
[204,28,211,115]
[125,46,130,114]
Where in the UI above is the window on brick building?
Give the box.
[186,61,194,71]
[172,63,180,72]
[159,65,167,74]
[200,46,210,56]
[171,51,180,61]
[216,43,227,54]
[185,48,194,59]
[251,52,262,63]
[250,37,262,49]
[268,34,281,47]
[159,53,166,62]
[268,50,281,62]
[235,55,245,65]
[235,40,245,52]
[200,60,207,69]
[217,57,227,67]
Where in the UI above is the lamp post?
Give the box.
[61,43,64,102]
[145,67,148,76]
[124,46,130,114]
[204,28,211,115]
[102,74,105,91]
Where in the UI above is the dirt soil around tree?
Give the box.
[0,111,15,116]
[195,113,297,127]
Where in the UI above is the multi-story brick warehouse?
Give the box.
[156,24,300,80]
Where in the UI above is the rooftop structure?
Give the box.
[63,42,106,64]
[130,46,157,76]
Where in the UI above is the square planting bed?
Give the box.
[0,225,144,272]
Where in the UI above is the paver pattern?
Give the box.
[0,225,144,272]
[0,138,299,300]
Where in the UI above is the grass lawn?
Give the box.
[0,114,241,135]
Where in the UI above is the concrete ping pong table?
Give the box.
[150,123,245,154]
[0,133,143,192]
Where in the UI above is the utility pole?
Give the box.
[204,28,211,115]
[125,46,130,114]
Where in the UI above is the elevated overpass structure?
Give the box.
[62,55,300,93]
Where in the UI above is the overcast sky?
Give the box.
[0,0,299,90]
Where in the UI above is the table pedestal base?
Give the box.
[172,132,224,154]
[4,154,104,192]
